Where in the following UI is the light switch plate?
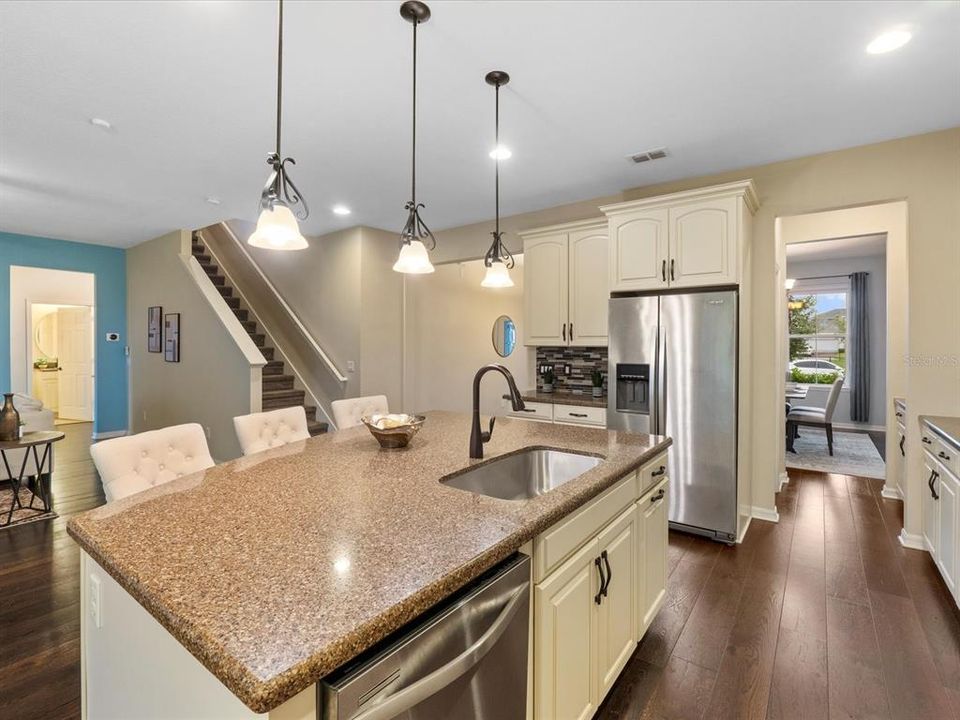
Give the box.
[88,574,102,628]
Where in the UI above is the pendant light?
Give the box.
[481,71,515,288]
[393,1,436,274]
[248,0,309,251]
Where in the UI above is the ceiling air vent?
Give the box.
[628,147,668,164]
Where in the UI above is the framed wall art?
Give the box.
[164,313,180,363]
[148,306,162,353]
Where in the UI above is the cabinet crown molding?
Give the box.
[518,217,607,240]
[600,179,759,217]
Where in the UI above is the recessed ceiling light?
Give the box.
[332,205,351,216]
[89,117,112,130]
[205,196,222,205]
[866,29,912,54]
[489,145,512,160]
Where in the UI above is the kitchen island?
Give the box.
[68,411,671,718]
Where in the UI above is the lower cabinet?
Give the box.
[922,420,960,607]
[533,456,668,720]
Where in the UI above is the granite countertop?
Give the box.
[922,415,960,451]
[507,389,607,408]
[67,410,669,713]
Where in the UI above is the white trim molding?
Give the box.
[881,484,904,500]
[91,429,127,440]
[898,528,926,551]
[778,471,790,491]
[752,506,781,523]
[737,515,752,544]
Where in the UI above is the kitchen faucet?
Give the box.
[470,364,526,459]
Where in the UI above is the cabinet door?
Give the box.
[923,456,939,557]
[569,227,609,346]
[667,197,738,288]
[638,479,668,634]
[524,233,569,346]
[608,210,668,292]
[938,468,959,595]
[596,505,638,699]
[535,538,600,720]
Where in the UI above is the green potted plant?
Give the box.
[591,368,604,398]
[542,368,555,394]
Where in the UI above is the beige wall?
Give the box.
[404,257,532,417]
[359,227,404,411]
[127,230,254,461]
[432,128,960,523]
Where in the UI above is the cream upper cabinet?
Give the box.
[607,209,668,292]
[601,180,757,293]
[522,220,608,347]
[638,477,668,635]
[534,538,599,720]
[569,226,610,345]
[668,196,737,288]
[523,233,568,345]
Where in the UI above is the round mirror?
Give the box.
[35,313,58,358]
[492,315,516,357]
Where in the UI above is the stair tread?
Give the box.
[307,421,328,436]
[262,388,305,398]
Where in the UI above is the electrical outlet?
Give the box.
[88,574,102,628]
[564,364,572,375]
[347,360,356,372]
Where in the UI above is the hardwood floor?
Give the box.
[3,426,958,720]
[597,467,960,720]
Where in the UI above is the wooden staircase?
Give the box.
[190,232,328,437]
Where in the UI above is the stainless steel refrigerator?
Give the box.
[607,289,738,542]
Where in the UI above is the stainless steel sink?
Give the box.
[441,449,602,500]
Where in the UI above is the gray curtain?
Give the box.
[849,272,870,422]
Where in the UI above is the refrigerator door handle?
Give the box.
[656,325,667,435]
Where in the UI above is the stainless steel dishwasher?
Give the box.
[320,554,530,720]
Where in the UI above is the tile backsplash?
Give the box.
[536,346,608,393]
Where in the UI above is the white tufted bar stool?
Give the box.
[91,424,215,502]
[233,406,310,456]
[331,395,389,430]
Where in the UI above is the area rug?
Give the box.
[0,483,57,529]
[786,428,886,480]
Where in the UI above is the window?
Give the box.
[787,284,847,385]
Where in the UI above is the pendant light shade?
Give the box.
[249,0,310,251]
[394,1,436,274]
[481,70,515,288]
[249,203,309,250]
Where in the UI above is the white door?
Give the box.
[937,467,958,595]
[57,306,94,421]
[608,209,668,292]
[923,457,939,558]
[596,505,638,698]
[535,538,599,720]
[523,233,569,346]
[569,226,609,346]
[668,197,738,288]
[638,479,669,634]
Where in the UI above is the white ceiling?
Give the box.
[1,1,958,248]
[787,233,887,262]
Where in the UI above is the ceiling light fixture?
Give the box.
[206,196,222,205]
[481,70,515,289]
[866,29,912,54]
[393,1,436,275]
[489,145,512,160]
[332,205,351,216]
[90,118,112,130]
[248,0,309,251]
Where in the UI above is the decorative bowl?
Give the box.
[361,413,426,450]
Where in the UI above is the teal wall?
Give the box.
[0,231,127,435]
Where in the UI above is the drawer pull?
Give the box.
[923,437,933,445]
[519,408,537,413]
[940,451,952,461]
[899,436,905,457]
[651,488,666,503]
[896,411,903,418]
[651,466,666,477]
[569,412,589,418]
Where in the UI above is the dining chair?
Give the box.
[786,377,845,455]
[91,423,215,502]
[233,406,310,456]
[331,395,389,430]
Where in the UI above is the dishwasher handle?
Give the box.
[352,584,528,720]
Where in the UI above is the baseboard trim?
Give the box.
[752,506,780,523]
[881,484,904,500]
[778,471,790,491]
[898,529,926,551]
[737,515,752,544]
[91,430,128,440]
[832,422,886,433]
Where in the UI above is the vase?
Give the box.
[0,393,20,442]
[592,386,603,398]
